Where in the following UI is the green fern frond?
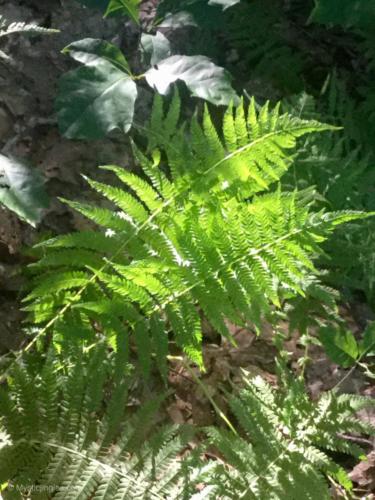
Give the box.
[25,271,90,302]
[25,94,369,374]
[203,368,374,499]
[0,345,198,499]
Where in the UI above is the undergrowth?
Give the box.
[1,1,375,499]
[1,343,374,499]
[24,94,368,374]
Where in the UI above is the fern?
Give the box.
[309,0,375,30]
[1,345,373,499]
[0,340,196,499]
[25,94,370,375]
[283,78,375,302]
[308,0,375,156]
[203,364,375,499]
[224,0,309,94]
[0,15,58,38]
[284,276,341,335]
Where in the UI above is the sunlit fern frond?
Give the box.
[203,364,375,499]
[24,94,370,375]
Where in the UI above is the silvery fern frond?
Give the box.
[203,366,375,499]
[0,341,198,499]
[0,15,59,38]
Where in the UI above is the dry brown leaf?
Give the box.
[349,451,375,490]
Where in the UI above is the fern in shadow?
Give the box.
[203,363,375,499]
[0,338,196,499]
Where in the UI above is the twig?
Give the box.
[182,360,238,435]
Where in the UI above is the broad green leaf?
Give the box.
[310,0,375,29]
[208,0,240,9]
[361,323,375,355]
[105,0,141,23]
[0,154,49,226]
[319,325,359,368]
[157,0,228,30]
[56,40,137,139]
[63,38,131,74]
[159,11,198,28]
[145,55,239,106]
[141,32,171,66]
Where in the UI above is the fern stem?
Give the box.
[327,475,351,500]
[299,327,311,380]
[182,360,238,435]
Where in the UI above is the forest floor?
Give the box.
[0,0,374,495]
[0,0,131,352]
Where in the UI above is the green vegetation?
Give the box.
[1,1,375,498]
